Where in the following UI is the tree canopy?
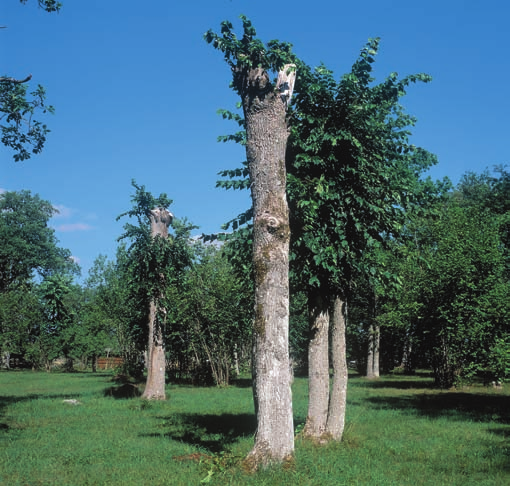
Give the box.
[0,190,77,292]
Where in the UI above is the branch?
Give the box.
[0,74,33,84]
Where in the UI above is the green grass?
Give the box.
[1,371,509,485]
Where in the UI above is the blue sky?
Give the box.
[2,0,508,278]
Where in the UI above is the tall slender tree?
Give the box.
[118,181,194,399]
[142,207,173,399]
[206,16,297,468]
[287,38,437,441]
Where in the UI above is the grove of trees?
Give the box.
[2,7,510,474]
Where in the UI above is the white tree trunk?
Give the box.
[242,64,296,469]
[366,324,380,379]
[303,293,330,440]
[326,296,348,440]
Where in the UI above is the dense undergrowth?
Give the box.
[0,371,509,485]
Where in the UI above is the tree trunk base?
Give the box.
[302,415,328,442]
[299,432,332,446]
[243,445,294,473]
[141,393,166,400]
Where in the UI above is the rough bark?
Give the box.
[242,64,296,469]
[303,293,330,440]
[142,207,173,400]
[326,296,348,440]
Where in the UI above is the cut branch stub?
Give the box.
[149,207,173,237]
[276,64,296,107]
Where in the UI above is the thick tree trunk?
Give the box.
[142,207,173,400]
[326,296,348,440]
[242,65,296,469]
[303,293,330,440]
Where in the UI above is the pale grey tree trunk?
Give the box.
[142,207,173,400]
[373,324,380,377]
[326,296,348,440]
[234,344,240,377]
[242,64,296,469]
[366,323,380,379]
[303,293,330,440]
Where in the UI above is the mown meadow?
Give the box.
[1,371,509,485]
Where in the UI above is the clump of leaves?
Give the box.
[199,450,243,483]
[0,82,55,162]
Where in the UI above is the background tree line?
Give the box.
[2,166,509,386]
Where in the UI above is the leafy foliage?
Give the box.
[213,37,442,297]
[204,15,297,96]
[0,82,55,161]
[20,0,62,12]
[1,1,61,161]
[0,284,43,366]
[77,254,130,368]
[415,202,510,387]
[117,181,196,375]
[0,190,78,292]
[169,244,252,386]
[37,274,77,370]
[288,38,438,298]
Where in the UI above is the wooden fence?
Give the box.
[97,357,124,370]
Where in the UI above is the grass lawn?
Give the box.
[0,370,509,485]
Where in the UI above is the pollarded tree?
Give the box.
[205,16,297,468]
[118,181,194,399]
[213,37,439,442]
[287,39,437,441]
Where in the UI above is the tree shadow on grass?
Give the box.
[365,391,510,423]
[142,412,256,453]
[102,373,144,399]
[353,379,437,390]
[73,372,116,379]
[483,428,510,471]
[103,383,142,399]
[351,372,436,390]
[230,378,252,388]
